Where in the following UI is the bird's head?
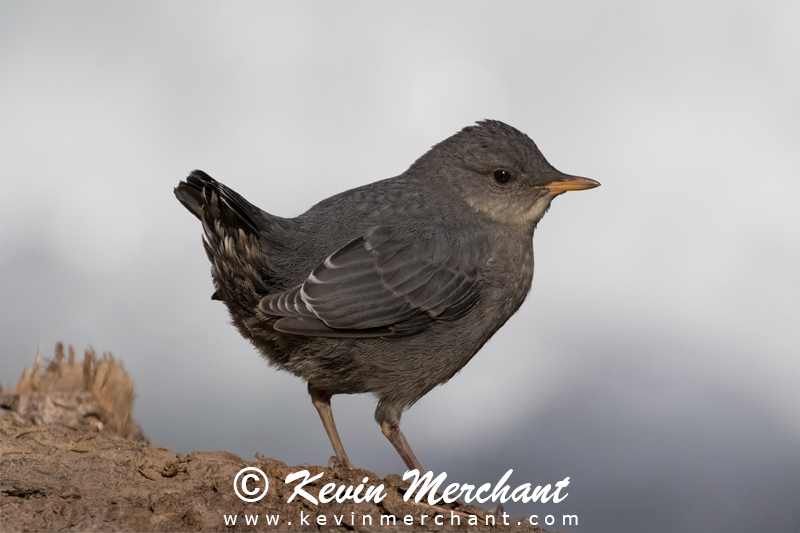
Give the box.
[410,120,599,231]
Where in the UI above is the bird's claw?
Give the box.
[327,455,354,469]
[487,504,504,516]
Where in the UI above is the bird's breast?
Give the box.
[481,237,534,320]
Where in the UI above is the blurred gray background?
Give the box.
[1,2,798,531]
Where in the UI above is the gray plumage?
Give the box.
[174,119,598,471]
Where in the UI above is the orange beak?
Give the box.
[545,175,601,194]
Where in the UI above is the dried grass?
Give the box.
[2,343,143,441]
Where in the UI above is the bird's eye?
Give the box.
[493,169,512,184]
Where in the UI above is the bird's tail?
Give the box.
[175,170,289,307]
[175,172,301,361]
[174,170,263,236]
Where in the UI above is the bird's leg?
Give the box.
[308,385,353,469]
[379,421,478,519]
[379,418,486,521]
[381,421,425,474]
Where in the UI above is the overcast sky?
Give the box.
[1,2,798,531]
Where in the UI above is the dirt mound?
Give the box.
[0,346,547,532]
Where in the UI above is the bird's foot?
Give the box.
[487,503,504,516]
[416,502,502,522]
[417,503,475,521]
[326,455,354,469]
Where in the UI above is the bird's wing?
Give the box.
[259,225,487,338]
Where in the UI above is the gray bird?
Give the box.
[175,120,598,472]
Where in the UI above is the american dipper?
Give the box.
[175,120,598,472]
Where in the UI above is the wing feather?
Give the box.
[259,225,486,338]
